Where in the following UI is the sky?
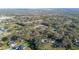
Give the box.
[0,0,78,8]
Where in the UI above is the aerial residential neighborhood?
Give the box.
[0,8,79,50]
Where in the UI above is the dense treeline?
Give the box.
[0,13,79,50]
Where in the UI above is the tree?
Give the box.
[2,37,8,42]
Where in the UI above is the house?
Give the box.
[8,41,16,49]
[41,38,55,44]
[74,39,79,46]
[15,45,25,50]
